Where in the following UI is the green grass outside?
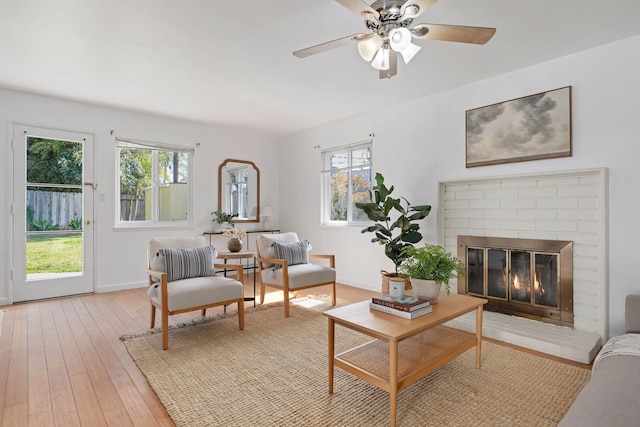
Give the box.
[26,234,83,274]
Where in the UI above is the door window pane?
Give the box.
[25,137,84,279]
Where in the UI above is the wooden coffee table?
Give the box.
[323,292,487,427]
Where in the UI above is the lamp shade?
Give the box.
[357,35,383,61]
[399,42,421,64]
[389,27,412,52]
[261,206,273,217]
[370,47,390,70]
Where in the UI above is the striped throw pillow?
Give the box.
[272,240,310,268]
[158,245,217,281]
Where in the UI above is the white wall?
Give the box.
[0,88,279,303]
[278,34,640,337]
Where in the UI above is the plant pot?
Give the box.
[227,238,243,252]
[381,270,412,294]
[410,278,442,304]
[213,222,233,233]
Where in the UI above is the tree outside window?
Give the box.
[117,141,192,225]
[322,143,372,225]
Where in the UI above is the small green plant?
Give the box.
[211,210,238,226]
[68,217,83,230]
[32,219,60,231]
[398,243,465,294]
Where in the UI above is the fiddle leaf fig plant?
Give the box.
[355,172,432,273]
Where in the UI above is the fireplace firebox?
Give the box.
[457,236,573,326]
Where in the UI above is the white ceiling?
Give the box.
[1,0,639,138]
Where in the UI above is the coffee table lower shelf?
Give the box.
[334,325,476,393]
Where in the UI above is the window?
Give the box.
[225,165,250,219]
[321,142,372,226]
[116,138,193,227]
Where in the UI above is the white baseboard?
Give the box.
[95,281,147,293]
[337,277,379,292]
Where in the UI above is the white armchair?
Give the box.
[146,236,245,349]
[256,232,336,317]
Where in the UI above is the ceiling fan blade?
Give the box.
[335,0,380,22]
[380,50,398,79]
[400,0,438,20]
[412,23,496,44]
[293,33,372,58]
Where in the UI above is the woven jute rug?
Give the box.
[121,296,591,427]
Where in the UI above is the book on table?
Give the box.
[369,302,433,319]
[371,294,431,312]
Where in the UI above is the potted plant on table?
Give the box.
[355,172,432,294]
[398,243,465,303]
[211,210,237,232]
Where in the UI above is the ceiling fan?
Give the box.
[293,0,496,79]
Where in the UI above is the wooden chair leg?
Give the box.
[150,304,156,328]
[238,300,245,330]
[331,282,336,306]
[283,289,290,317]
[260,282,266,305]
[162,307,169,350]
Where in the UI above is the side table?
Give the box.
[217,251,257,307]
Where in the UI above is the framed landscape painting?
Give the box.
[465,86,572,167]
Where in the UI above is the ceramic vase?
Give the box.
[410,278,442,303]
[227,238,243,252]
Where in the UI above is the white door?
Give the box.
[12,124,94,301]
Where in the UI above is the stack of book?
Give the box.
[369,294,432,319]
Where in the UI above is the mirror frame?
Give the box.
[217,159,260,223]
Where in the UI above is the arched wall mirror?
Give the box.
[218,159,260,223]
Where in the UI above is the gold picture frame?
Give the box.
[466,86,572,168]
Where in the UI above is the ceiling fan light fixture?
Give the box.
[404,5,420,18]
[357,36,383,61]
[370,46,390,70]
[399,42,421,64]
[389,27,412,52]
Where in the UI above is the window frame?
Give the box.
[321,141,373,227]
[115,138,194,229]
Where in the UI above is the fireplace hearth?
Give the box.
[457,235,573,326]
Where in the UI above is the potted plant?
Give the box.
[355,173,431,293]
[211,210,237,231]
[398,243,465,303]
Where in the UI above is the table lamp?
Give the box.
[261,206,273,230]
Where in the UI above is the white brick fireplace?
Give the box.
[438,168,608,363]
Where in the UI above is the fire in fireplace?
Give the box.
[458,236,573,326]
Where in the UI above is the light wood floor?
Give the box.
[0,278,377,426]
[0,279,587,426]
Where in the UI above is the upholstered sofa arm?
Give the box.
[625,294,640,333]
[309,254,335,268]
